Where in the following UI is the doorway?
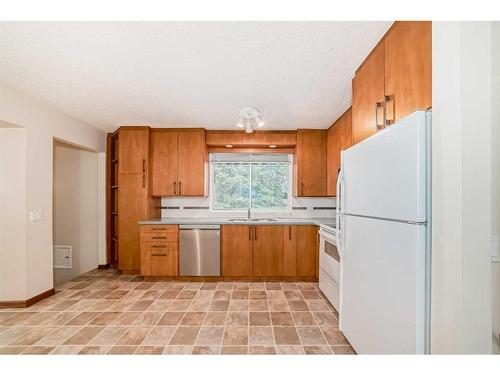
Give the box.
[52,139,99,286]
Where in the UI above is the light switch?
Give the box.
[30,210,43,222]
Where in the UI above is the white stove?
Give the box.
[318,222,341,312]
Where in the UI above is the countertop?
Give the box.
[138,217,336,227]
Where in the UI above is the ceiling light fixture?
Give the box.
[236,107,264,134]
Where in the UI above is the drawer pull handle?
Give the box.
[152,245,166,248]
[152,237,167,239]
[152,253,167,257]
[151,228,167,231]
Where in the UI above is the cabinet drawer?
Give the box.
[140,232,178,242]
[141,251,178,276]
[140,224,179,234]
[141,241,178,252]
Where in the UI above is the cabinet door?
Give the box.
[296,130,327,196]
[283,225,297,276]
[253,226,283,276]
[221,225,252,276]
[151,131,178,196]
[141,251,178,276]
[352,43,385,145]
[119,129,149,173]
[118,173,147,271]
[296,225,318,277]
[384,21,432,122]
[327,108,353,196]
[177,130,206,196]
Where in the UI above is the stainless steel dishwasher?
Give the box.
[179,224,221,276]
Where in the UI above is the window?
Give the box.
[211,153,291,210]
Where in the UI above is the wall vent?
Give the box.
[53,245,72,269]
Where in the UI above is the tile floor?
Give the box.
[0,269,355,355]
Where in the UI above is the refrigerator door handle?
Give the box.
[336,165,344,245]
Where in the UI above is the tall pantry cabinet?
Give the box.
[107,127,160,273]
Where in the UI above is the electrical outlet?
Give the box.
[30,210,43,222]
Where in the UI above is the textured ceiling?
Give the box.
[0,22,392,131]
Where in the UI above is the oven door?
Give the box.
[319,233,341,286]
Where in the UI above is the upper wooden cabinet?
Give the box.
[352,44,385,144]
[294,130,327,197]
[151,129,206,197]
[118,128,149,173]
[327,108,352,196]
[384,21,432,122]
[352,21,432,145]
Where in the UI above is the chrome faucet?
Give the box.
[247,208,251,220]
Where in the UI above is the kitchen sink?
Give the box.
[228,218,248,222]
[250,218,277,222]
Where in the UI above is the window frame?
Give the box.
[209,154,292,212]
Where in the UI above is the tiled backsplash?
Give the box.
[161,196,336,219]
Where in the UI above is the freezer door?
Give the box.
[342,110,428,222]
[339,215,427,354]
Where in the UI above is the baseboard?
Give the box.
[0,288,55,308]
[98,263,110,269]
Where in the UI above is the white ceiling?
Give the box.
[0,22,392,132]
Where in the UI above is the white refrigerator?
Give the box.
[337,110,431,354]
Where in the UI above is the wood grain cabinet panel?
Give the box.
[151,129,205,197]
[221,225,253,276]
[118,128,149,173]
[118,173,147,271]
[326,108,352,196]
[352,43,385,145]
[282,225,297,276]
[296,225,318,277]
[141,250,178,276]
[384,21,432,122]
[177,130,206,196]
[151,131,178,196]
[252,225,284,277]
[295,130,327,197]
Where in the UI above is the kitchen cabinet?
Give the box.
[294,130,327,197]
[221,225,253,276]
[327,108,352,196]
[384,21,432,123]
[139,224,179,276]
[252,225,284,277]
[352,43,385,144]
[118,128,149,174]
[151,129,206,196]
[282,225,297,276]
[108,127,160,273]
[352,21,431,145]
[296,225,318,277]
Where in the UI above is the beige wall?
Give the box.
[0,127,26,300]
[431,21,494,354]
[0,84,105,301]
[53,141,99,285]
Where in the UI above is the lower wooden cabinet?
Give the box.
[139,224,179,276]
[141,251,178,276]
[283,225,297,276]
[252,226,284,277]
[296,225,318,277]
[221,225,253,276]
[221,224,317,278]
